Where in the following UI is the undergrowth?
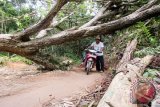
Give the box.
[0,55,33,65]
[105,18,160,73]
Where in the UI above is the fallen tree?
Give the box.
[97,38,154,107]
[0,0,159,70]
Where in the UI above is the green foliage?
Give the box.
[134,46,160,57]
[0,56,9,65]
[0,55,33,65]
[0,0,36,33]
[143,68,159,79]
[135,22,159,47]
[105,18,160,68]
[44,44,82,64]
[49,55,61,65]
[56,1,94,30]
[64,52,80,64]
[0,53,8,57]
[10,56,33,65]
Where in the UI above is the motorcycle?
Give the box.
[84,49,97,75]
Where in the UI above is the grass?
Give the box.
[0,55,33,65]
[10,56,33,65]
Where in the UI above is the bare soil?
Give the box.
[0,62,105,107]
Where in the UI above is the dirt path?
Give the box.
[0,62,104,107]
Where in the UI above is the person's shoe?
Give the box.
[80,63,84,67]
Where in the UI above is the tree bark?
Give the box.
[14,0,68,41]
[97,56,153,107]
[79,1,113,28]
[116,38,137,73]
[26,53,60,70]
[35,12,74,39]
[17,5,160,48]
[135,0,158,12]
[97,39,154,107]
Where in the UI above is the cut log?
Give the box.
[116,38,137,73]
[97,39,154,107]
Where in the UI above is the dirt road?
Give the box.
[0,62,104,107]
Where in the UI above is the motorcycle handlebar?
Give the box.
[85,49,102,53]
[96,51,102,53]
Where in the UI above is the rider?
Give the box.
[90,36,104,72]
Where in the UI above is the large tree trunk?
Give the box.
[26,53,60,70]
[97,39,154,107]
[0,36,60,70]
[18,5,160,48]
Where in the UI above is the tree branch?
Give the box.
[18,5,160,48]
[136,0,158,12]
[14,0,68,41]
[80,1,112,28]
[73,0,158,29]
[35,12,74,39]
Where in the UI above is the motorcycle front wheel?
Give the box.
[86,60,93,75]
